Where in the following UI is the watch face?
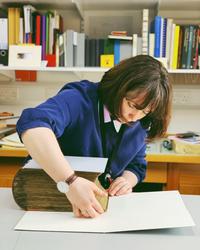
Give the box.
[57,181,69,194]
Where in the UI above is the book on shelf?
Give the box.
[108,35,133,40]
[149,33,155,57]
[1,5,200,70]
[0,15,8,66]
[172,25,180,69]
[142,9,149,55]
[166,18,173,66]
[110,31,128,36]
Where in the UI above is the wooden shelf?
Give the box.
[1,147,200,164]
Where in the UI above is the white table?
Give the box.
[0,188,200,250]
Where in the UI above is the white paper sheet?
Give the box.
[24,156,108,173]
[15,191,195,233]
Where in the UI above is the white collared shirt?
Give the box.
[103,106,121,133]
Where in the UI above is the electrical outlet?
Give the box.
[0,87,18,103]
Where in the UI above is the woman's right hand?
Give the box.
[66,177,107,218]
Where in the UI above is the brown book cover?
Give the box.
[12,162,109,212]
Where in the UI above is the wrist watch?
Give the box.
[56,173,78,194]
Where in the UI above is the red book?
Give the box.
[36,15,41,45]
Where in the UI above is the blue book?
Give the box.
[114,40,120,65]
[154,16,161,57]
[162,18,167,57]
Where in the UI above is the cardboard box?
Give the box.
[9,45,42,67]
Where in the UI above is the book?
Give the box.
[149,33,155,57]
[190,26,198,69]
[120,40,132,61]
[168,135,200,154]
[74,33,85,67]
[172,25,180,69]
[186,25,194,69]
[35,14,41,45]
[110,31,127,36]
[177,26,183,69]
[58,33,64,67]
[166,18,173,67]
[132,34,138,56]
[181,26,190,69]
[114,39,120,64]
[108,35,132,40]
[161,18,167,57]
[89,38,96,67]
[142,9,149,55]
[12,156,109,212]
[41,14,46,60]
[8,8,15,45]
[65,29,74,67]
[153,16,162,57]
[0,17,8,65]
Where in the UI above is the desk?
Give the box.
[0,188,200,250]
[1,147,200,194]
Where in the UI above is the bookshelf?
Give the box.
[0,0,200,70]
[0,0,200,72]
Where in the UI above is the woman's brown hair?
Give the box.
[98,55,172,140]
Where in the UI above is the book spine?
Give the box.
[41,15,46,60]
[114,39,120,64]
[154,16,161,57]
[186,25,194,69]
[177,26,183,69]
[36,15,41,45]
[166,18,173,67]
[172,25,180,69]
[142,9,149,55]
[190,26,198,69]
[132,34,138,56]
[149,33,155,57]
[181,26,189,69]
[162,18,167,57]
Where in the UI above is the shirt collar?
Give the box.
[103,106,121,132]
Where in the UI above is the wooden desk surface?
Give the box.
[1,147,200,164]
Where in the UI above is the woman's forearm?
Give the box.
[21,127,74,182]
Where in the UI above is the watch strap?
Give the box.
[66,172,78,185]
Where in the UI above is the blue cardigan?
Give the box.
[16,80,147,182]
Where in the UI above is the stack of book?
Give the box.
[168,132,200,154]
[0,132,24,148]
[0,112,18,141]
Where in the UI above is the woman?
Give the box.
[16,55,172,218]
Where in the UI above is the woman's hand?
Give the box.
[66,177,107,218]
[108,170,138,196]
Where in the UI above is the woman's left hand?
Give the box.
[108,170,138,196]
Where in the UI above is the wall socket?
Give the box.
[0,87,18,103]
[173,89,200,106]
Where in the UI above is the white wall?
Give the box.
[1,74,200,134]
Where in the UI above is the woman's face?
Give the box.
[119,92,151,123]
